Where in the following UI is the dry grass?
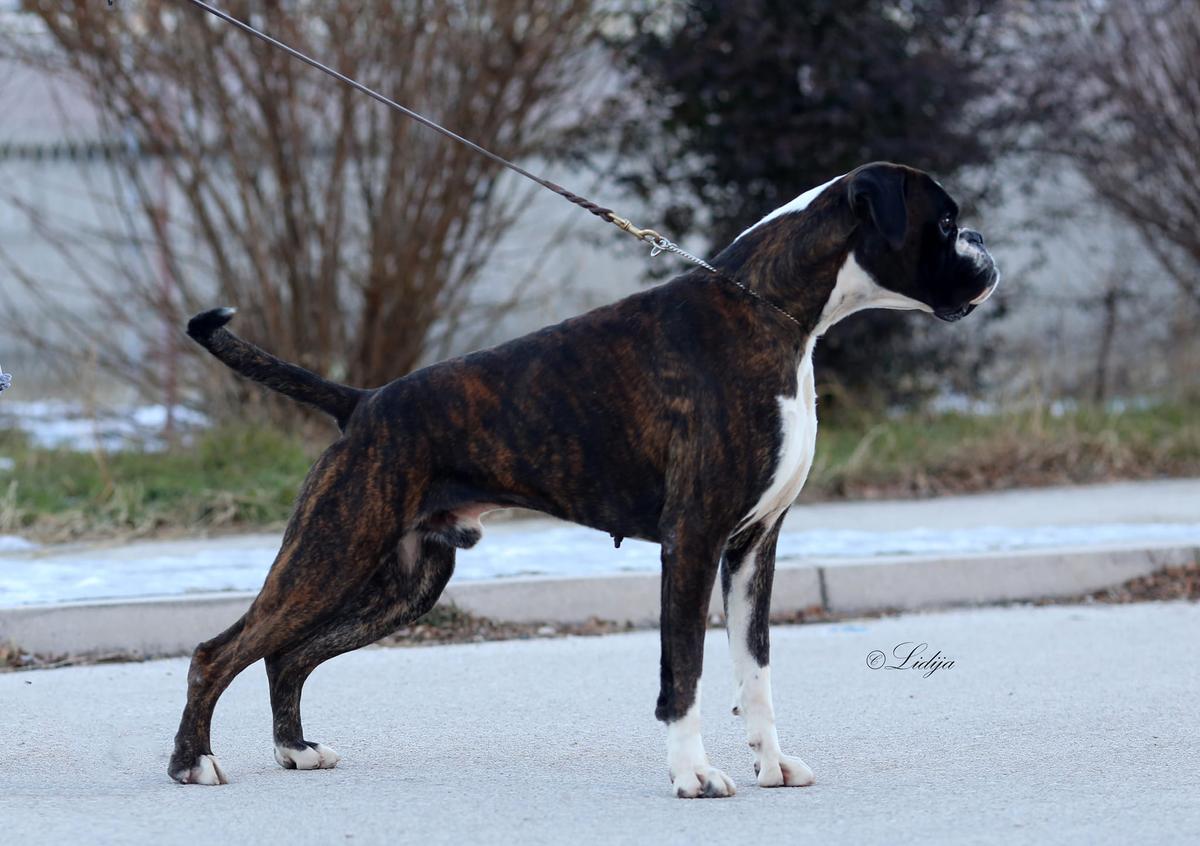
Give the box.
[805,401,1200,501]
[1,401,1198,542]
[0,425,315,543]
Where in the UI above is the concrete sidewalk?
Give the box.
[785,477,1200,531]
[2,601,1197,845]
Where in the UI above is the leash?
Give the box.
[109,0,804,329]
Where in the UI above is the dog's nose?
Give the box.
[962,230,985,248]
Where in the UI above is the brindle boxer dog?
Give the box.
[171,161,999,796]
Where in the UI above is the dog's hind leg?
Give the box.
[169,443,404,785]
[168,529,389,785]
[265,534,455,770]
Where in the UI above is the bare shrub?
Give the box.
[1029,0,1200,307]
[1,0,603,426]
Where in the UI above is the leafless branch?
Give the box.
[3,0,603,422]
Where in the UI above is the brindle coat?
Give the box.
[169,162,998,788]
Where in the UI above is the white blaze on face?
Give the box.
[957,233,1001,305]
[955,232,990,268]
[735,174,845,242]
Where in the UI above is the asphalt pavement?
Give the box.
[1,601,1198,845]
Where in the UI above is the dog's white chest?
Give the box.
[735,254,934,533]
[740,351,819,529]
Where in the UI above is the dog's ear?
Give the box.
[847,167,908,251]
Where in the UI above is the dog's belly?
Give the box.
[739,352,818,529]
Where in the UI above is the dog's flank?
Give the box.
[186,307,367,430]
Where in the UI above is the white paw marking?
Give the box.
[666,695,736,799]
[756,753,816,788]
[274,743,340,770]
[175,754,229,785]
[312,743,340,768]
[673,763,737,799]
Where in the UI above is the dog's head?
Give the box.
[731,162,1000,327]
[842,162,999,322]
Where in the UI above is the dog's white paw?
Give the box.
[666,698,734,798]
[755,753,815,788]
[172,754,229,785]
[671,764,736,799]
[274,742,340,770]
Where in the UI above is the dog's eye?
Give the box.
[939,213,956,237]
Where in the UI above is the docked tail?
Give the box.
[186,307,366,429]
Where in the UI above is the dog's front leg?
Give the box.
[656,517,736,798]
[722,514,815,788]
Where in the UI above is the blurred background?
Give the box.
[0,0,1197,542]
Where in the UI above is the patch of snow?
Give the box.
[918,393,1157,418]
[0,535,37,552]
[3,521,1200,607]
[130,405,208,429]
[777,523,1200,562]
[0,400,208,452]
[919,392,998,416]
[0,536,275,606]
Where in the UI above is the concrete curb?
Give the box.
[1,541,1195,657]
[817,541,1196,613]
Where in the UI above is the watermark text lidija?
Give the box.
[866,642,955,677]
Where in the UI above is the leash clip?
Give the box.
[610,214,669,256]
